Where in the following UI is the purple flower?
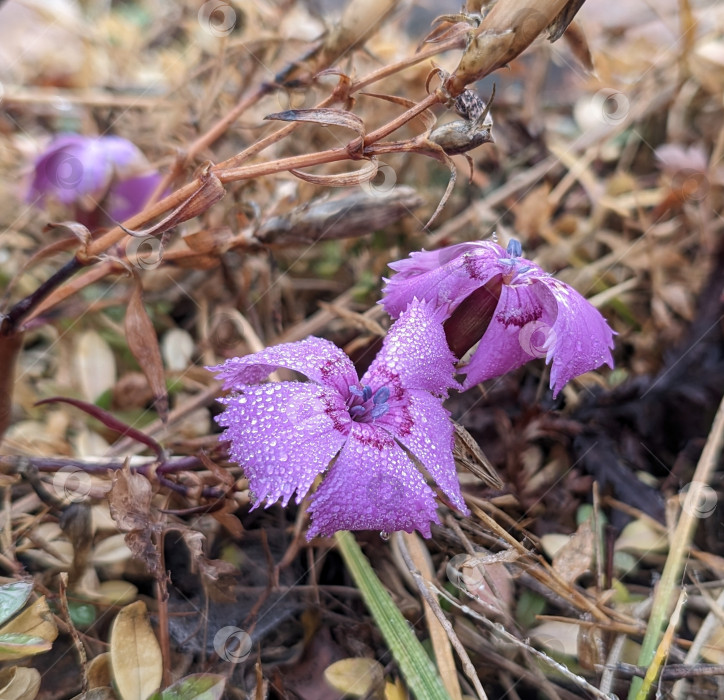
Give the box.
[208,299,469,539]
[382,239,615,397]
[26,134,161,221]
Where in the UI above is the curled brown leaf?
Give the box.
[125,279,168,422]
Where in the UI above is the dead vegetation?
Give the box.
[0,0,723,698]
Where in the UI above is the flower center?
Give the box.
[347,384,390,422]
[500,238,533,284]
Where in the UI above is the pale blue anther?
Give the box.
[362,385,373,402]
[370,403,390,419]
[373,386,390,405]
[507,239,522,257]
[349,405,367,417]
[349,385,364,397]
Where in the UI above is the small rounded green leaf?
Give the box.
[0,633,52,661]
[0,582,33,627]
[145,674,226,700]
[69,603,97,630]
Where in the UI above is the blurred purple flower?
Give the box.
[382,239,615,397]
[26,134,161,221]
[208,299,469,539]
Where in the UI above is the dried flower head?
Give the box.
[208,299,469,539]
[382,239,615,396]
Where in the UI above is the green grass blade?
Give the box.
[335,530,451,700]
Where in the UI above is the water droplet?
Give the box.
[380,531,390,541]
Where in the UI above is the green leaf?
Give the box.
[0,582,33,627]
[0,633,52,661]
[145,674,226,700]
[515,589,547,629]
[335,531,450,700]
[69,602,96,630]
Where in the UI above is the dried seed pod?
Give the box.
[429,89,494,156]
[454,89,487,121]
[452,422,503,489]
[428,118,494,156]
[444,0,585,96]
[255,186,423,244]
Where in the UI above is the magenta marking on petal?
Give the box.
[321,393,351,435]
[395,404,414,437]
[462,253,484,280]
[307,427,442,538]
[320,357,348,382]
[368,365,404,400]
[495,301,543,327]
[355,429,394,450]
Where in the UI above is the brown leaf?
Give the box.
[324,658,385,699]
[453,422,504,490]
[255,187,423,244]
[0,596,58,648]
[461,559,513,619]
[400,532,462,700]
[209,500,244,539]
[551,519,595,585]
[265,108,365,137]
[0,332,24,442]
[198,452,235,488]
[96,581,138,606]
[0,666,41,700]
[562,20,594,73]
[44,221,92,248]
[75,330,117,403]
[125,279,168,422]
[290,157,378,187]
[109,601,162,700]
[69,689,116,700]
[86,652,112,690]
[108,463,153,531]
[548,0,587,42]
[107,463,163,579]
[176,528,238,583]
[120,165,224,240]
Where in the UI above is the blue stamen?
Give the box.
[373,386,390,405]
[370,404,390,419]
[349,385,364,397]
[362,385,373,402]
[349,405,367,417]
[506,239,522,257]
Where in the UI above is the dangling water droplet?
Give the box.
[379,531,390,541]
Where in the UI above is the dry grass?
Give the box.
[0,0,723,698]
